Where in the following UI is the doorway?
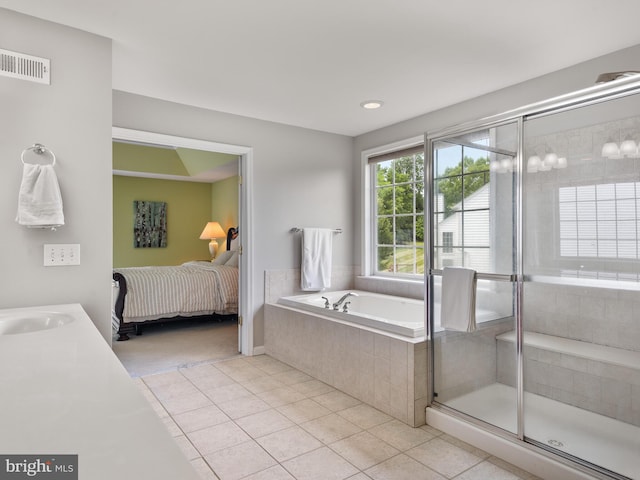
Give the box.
[111,127,253,362]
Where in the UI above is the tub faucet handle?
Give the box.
[321,296,330,309]
[342,301,351,313]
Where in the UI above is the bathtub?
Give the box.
[278,290,424,337]
[278,290,507,338]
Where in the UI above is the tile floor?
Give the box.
[114,317,238,377]
[135,354,541,480]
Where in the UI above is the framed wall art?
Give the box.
[133,200,167,248]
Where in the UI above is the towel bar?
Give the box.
[290,227,342,234]
[21,143,56,166]
[430,269,516,282]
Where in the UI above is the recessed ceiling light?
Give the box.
[360,100,384,109]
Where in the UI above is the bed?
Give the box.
[112,228,239,341]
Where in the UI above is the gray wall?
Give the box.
[0,10,113,341]
[113,92,355,347]
[4,6,639,352]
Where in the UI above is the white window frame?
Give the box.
[361,135,425,278]
[558,182,640,261]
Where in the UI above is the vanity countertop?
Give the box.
[0,303,200,480]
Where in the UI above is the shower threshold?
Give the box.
[442,383,639,479]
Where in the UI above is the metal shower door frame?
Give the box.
[424,74,640,473]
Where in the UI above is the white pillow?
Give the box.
[225,251,239,267]
[213,250,234,265]
[229,236,239,252]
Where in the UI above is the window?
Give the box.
[369,145,424,276]
[559,182,639,259]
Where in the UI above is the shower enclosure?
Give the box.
[426,77,640,480]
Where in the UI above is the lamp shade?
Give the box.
[199,222,226,258]
[199,222,225,240]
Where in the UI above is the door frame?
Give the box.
[112,126,254,355]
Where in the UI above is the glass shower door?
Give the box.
[429,121,519,435]
[521,92,640,478]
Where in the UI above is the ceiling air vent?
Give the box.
[0,48,50,85]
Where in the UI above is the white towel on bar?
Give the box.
[15,163,65,229]
[441,267,477,332]
[301,228,333,291]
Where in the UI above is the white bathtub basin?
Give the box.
[0,312,74,335]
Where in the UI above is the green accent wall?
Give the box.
[211,176,240,235]
[113,142,189,176]
[113,142,238,177]
[176,148,239,176]
[113,176,213,267]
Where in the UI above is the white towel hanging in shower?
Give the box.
[440,267,477,332]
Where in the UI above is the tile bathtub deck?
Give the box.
[136,355,540,480]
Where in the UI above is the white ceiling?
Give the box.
[3,0,640,136]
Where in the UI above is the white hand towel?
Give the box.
[301,228,333,291]
[441,267,477,332]
[15,163,65,229]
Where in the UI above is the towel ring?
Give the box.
[21,143,56,166]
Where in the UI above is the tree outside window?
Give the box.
[374,150,424,275]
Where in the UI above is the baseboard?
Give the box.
[425,408,601,480]
[252,345,265,356]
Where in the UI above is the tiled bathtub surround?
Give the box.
[264,268,517,426]
[354,275,424,300]
[264,267,356,304]
[138,355,540,480]
[264,304,428,427]
[264,267,427,304]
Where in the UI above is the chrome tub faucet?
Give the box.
[332,292,358,310]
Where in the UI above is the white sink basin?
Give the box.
[0,312,74,335]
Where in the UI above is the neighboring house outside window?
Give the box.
[433,143,491,272]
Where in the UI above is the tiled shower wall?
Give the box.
[497,339,640,427]
[433,320,514,403]
[523,114,640,352]
[495,281,640,427]
[523,282,640,352]
[514,112,640,426]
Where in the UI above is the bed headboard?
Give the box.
[226,227,238,251]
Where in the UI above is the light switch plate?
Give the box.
[44,244,81,266]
